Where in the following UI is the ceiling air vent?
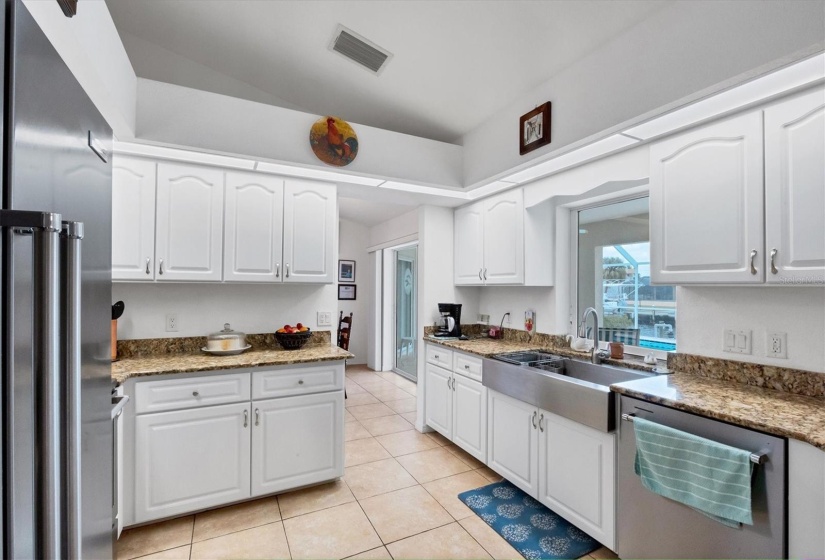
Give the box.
[329,25,393,75]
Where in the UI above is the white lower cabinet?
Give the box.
[125,362,345,527]
[487,390,539,496]
[425,363,454,438]
[424,346,487,462]
[538,411,615,549]
[789,439,825,559]
[134,402,251,523]
[487,390,616,550]
[251,391,344,496]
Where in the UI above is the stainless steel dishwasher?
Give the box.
[617,395,786,559]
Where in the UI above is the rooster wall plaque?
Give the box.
[310,116,359,166]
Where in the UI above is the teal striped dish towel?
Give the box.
[633,417,754,527]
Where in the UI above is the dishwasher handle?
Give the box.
[621,412,768,464]
[111,394,130,419]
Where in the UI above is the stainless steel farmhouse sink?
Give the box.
[484,353,660,432]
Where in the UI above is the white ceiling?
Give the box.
[105,0,666,143]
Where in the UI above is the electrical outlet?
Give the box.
[317,311,332,327]
[767,331,787,359]
[478,314,490,325]
[166,313,178,332]
[504,312,511,325]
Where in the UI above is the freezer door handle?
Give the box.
[61,220,84,559]
[1,210,63,559]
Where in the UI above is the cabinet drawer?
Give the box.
[454,353,482,382]
[426,345,453,370]
[253,363,344,399]
[135,372,251,414]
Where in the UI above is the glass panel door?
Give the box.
[394,246,417,379]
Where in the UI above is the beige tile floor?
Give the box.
[117,364,618,560]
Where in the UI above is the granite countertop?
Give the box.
[112,344,354,384]
[611,373,825,451]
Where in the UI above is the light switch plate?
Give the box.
[317,311,332,327]
[723,329,751,354]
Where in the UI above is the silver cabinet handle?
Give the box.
[532,411,538,429]
[770,248,778,274]
[447,376,451,388]
[452,377,456,391]
[255,408,260,426]
[483,268,488,281]
[464,364,470,369]
[244,410,248,428]
[478,268,483,281]
[145,257,151,275]
[539,413,545,432]
[298,379,304,385]
[158,258,164,275]
[286,263,290,278]
[749,250,757,275]
[434,354,439,360]
[276,263,280,278]
[192,391,199,397]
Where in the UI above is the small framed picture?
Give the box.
[338,260,356,282]
[519,102,551,155]
[338,284,357,300]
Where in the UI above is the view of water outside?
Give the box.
[577,197,677,351]
[601,241,676,350]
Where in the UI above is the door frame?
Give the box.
[377,241,419,378]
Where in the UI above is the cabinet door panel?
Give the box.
[282,179,336,283]
[483,190,524,284]
[134,403,250,524]
[487,390,537,497]
[112,156,156,280]
[452,375,486,463]
[538,411,615,549]
[156,163,224,281]
[225,172,284,282]
[650,111,764,283]
[425,364,453,439]
[454,202,484,285]
[765,87,825,284]
[251,391,344,496]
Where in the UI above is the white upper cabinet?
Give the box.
[224,171,284,282]
[764,87,825,285]
[155,163,225,281]
[282,179,336,283]
[650,111,765,284]
[112,156,156,281]
[483,189,525,284]
[454,202,485,285]
[454,189,527,285]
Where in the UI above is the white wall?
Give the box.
[368,208,420,250]
[677,287,825,373]
[112,283,338,341]
[120,31,304,112]
[477,287,554,334]
[338,219,370,364]
[461,0,825,186]
[25,0,137,138]
[136,79,463,188]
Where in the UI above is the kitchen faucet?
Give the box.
[580,307,602,364]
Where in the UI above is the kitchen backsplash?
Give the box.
[117,330,332,359]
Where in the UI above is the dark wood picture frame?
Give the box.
[338,284,357,300]
[519,102,551,155]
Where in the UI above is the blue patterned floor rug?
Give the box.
[458,481,601,559]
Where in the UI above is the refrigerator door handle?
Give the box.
[61,220,84,560]
[1,210,63,559]
[111,394,129,419]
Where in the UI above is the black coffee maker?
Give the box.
[435,303,462,338]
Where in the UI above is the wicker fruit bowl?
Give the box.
[275,329,312,350]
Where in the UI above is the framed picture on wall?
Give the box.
[519,101,551,155]
[338,284,357,300]
[338,260,356,282]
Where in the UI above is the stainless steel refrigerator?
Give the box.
[1,1,115,558]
